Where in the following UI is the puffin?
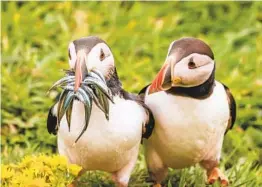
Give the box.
[47,36,154,187]
[139,37,236,186]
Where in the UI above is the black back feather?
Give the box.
[47,105,58,135]
[222,84,237,133]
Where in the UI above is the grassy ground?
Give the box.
[1,1,262,186]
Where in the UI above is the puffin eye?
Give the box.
[68,49,71,60]
[188,61,196,69]
[100,49,105,61]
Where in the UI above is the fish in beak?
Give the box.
[148,56,182,94]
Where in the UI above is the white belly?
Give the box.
[57,96,145,172]
[144,81,229,169]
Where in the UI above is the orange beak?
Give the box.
[74,57,83,92]
[74,51,87,92]
[148,62,171,94]
[148,58,181,95]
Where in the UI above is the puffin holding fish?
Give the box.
[140,37,236,186]
[47,36,154,187]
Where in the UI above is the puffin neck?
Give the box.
[106,67,123,96]
[166,66,215,99]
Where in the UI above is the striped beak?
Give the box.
[74,50,87,92]
[148,57,181,94]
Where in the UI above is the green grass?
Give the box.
[1,1,262,186]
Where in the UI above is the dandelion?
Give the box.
[1,165,14,180]
[69,164,82,176]
[1,154,80,187]
[26,178,50,187]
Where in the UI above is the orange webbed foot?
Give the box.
[153,184,162,187]
[207,167,229,186]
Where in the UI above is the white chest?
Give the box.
[57,96,145,172]
[144,81,229,168]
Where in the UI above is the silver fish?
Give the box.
[48,76,75,92]
[49,69,113,143]
[83,77,113,103]
[74,91,92,143]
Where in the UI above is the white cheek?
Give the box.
[174,61,214,87]
[86,43,115,78]
[86,51,113,78]
[96,56,114,76]
[86,52,99,70]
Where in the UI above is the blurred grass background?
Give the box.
[1,1,262,186]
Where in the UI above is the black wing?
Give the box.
[47,93,61,135]
[138,84,154,138]
[47,105,58,135]
[141,103,155,139]
[223,84,237,133]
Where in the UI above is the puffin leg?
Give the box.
[147,168,167,187]
[200,160,228,186]
[144,144,167,186]
[111,145,140,187]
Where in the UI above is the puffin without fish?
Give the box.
[140,37,236,186]
[47,36,154,187]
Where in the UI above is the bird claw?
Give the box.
[207,167,229,186]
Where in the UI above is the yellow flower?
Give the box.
[2,154,81,186]
[22,168,35,178]
[19,155,34,168]
[69,164,82,176]
[10,172,33,186]
[43,165,53,175]
[36,154,49,163]
[31,161,45,175]
[1,164,14,180]
[49,155,68,169]
[26,178,50,187]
